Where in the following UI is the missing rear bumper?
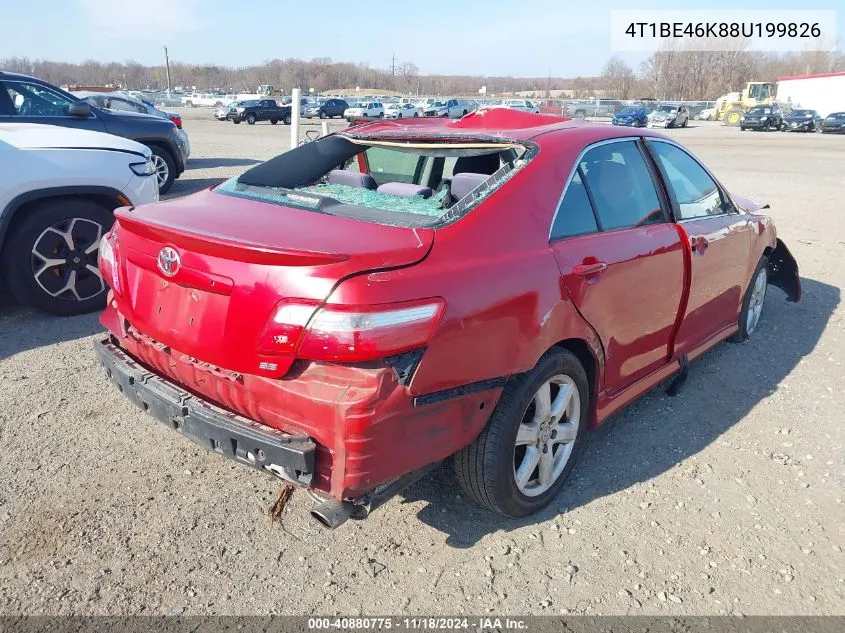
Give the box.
[94,338,315,486]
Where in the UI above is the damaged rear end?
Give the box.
[95,123,536,526]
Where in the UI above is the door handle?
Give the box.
[690,236,709,254]
[573,262,607,276]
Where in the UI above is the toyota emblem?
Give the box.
[157,247,181,277]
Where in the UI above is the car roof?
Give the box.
[345,108,672,145]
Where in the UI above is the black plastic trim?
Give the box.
[94,339,316,486]
[413,377,507,407]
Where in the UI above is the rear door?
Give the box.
[549,139,686,394]
[645,139,754,354]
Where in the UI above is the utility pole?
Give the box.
[391,52,396,91]
[548,67,552,96]
[163,45,172,92]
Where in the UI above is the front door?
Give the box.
[549,139,687,394]
[0,79,107,132]
[645,139,755,354]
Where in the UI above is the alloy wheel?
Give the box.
[513,374,580,497]
[31,217,104,302]
[746,266,767,335]
[150,154,169,190]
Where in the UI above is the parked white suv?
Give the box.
[0,124,159,315]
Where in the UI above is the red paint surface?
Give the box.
[101,114,794,499]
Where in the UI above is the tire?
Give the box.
[453,348,589,517]
[185,101,193,108]
[730,256,769,343]
[575,111,586,120]
[723,108,743,126]
[1,198,113,316]
[270,119,278,125]
[740,126,745,131]
[283,114,291,125]
[319,110,327,119]
[246,113,256,125]
[148,146,176,194]
[413,112,419,117]
[632,120,640,128]
[232,119,240,124]
[378,112,384,118]
[462,110,468,116]
[682,118,688,128]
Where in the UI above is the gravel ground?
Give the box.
[1,110,843,616]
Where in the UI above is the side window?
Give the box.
[648,142,725,220]
[5,81,74,116]
[365,146,423,186]
[551,169,599,239]
[579,141,663,231]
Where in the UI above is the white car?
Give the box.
[384,103,421,118]
[343,102,384,121]
[501,99,540,113]
[0,124,158,315]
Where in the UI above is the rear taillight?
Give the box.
[169,114,182,128]
[258,298,445,362]
[98,231,121,295]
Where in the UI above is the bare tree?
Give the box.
[601,56,635,99]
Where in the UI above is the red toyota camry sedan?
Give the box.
[94,109,800,526]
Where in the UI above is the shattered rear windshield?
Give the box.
[219,134,533,228]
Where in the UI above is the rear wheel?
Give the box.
[148,146,175,194]
[270,119,278,125]
[283,113,291,125]
[232,119,240,124]
[319,110,327,119]
[730,256,768,343]
[413,112,419,117]
[454,348,588,517]
[575,111,586,120]
[246,113,257,125]
[1,199,113,316]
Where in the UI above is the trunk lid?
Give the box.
[111,187,433,377]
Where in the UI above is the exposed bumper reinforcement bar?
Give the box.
[94,338,315,486]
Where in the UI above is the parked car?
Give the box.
[697,107,717,121]
[611,106,649,127]
[780,109,822,132]
[0,72,185,193]
[215,101,241,121]
[648,104,689,128]
[344,101,384,121]
[74,91,190,160]
[93,110,800,526]
[821,112,845,134]
[228,99,292,125]
[740,105,783,131]
[501,99,540,113]
[424,98,467,118]
[182,92,229,108]
[384,103,421,118]
[0,123,158,315]
[304,98,349,119]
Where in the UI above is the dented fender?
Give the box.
[768,239,801,302]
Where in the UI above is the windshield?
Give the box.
[242,100,259,107]
[657,105,677,113]
[747,107,772,115]
[789,110,811,117]
[618,107,639,115]
[827,112,845,119]
[219,135,530,228]
[431,101,447,107]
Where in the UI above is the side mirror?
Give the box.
[68,102,91,118]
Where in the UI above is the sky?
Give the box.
[2,0,841,77]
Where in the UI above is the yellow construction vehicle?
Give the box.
[715,82,776,126]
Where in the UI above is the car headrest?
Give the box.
[376,182,433,198]
[450,172,489,201]
[326,169,377,190]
